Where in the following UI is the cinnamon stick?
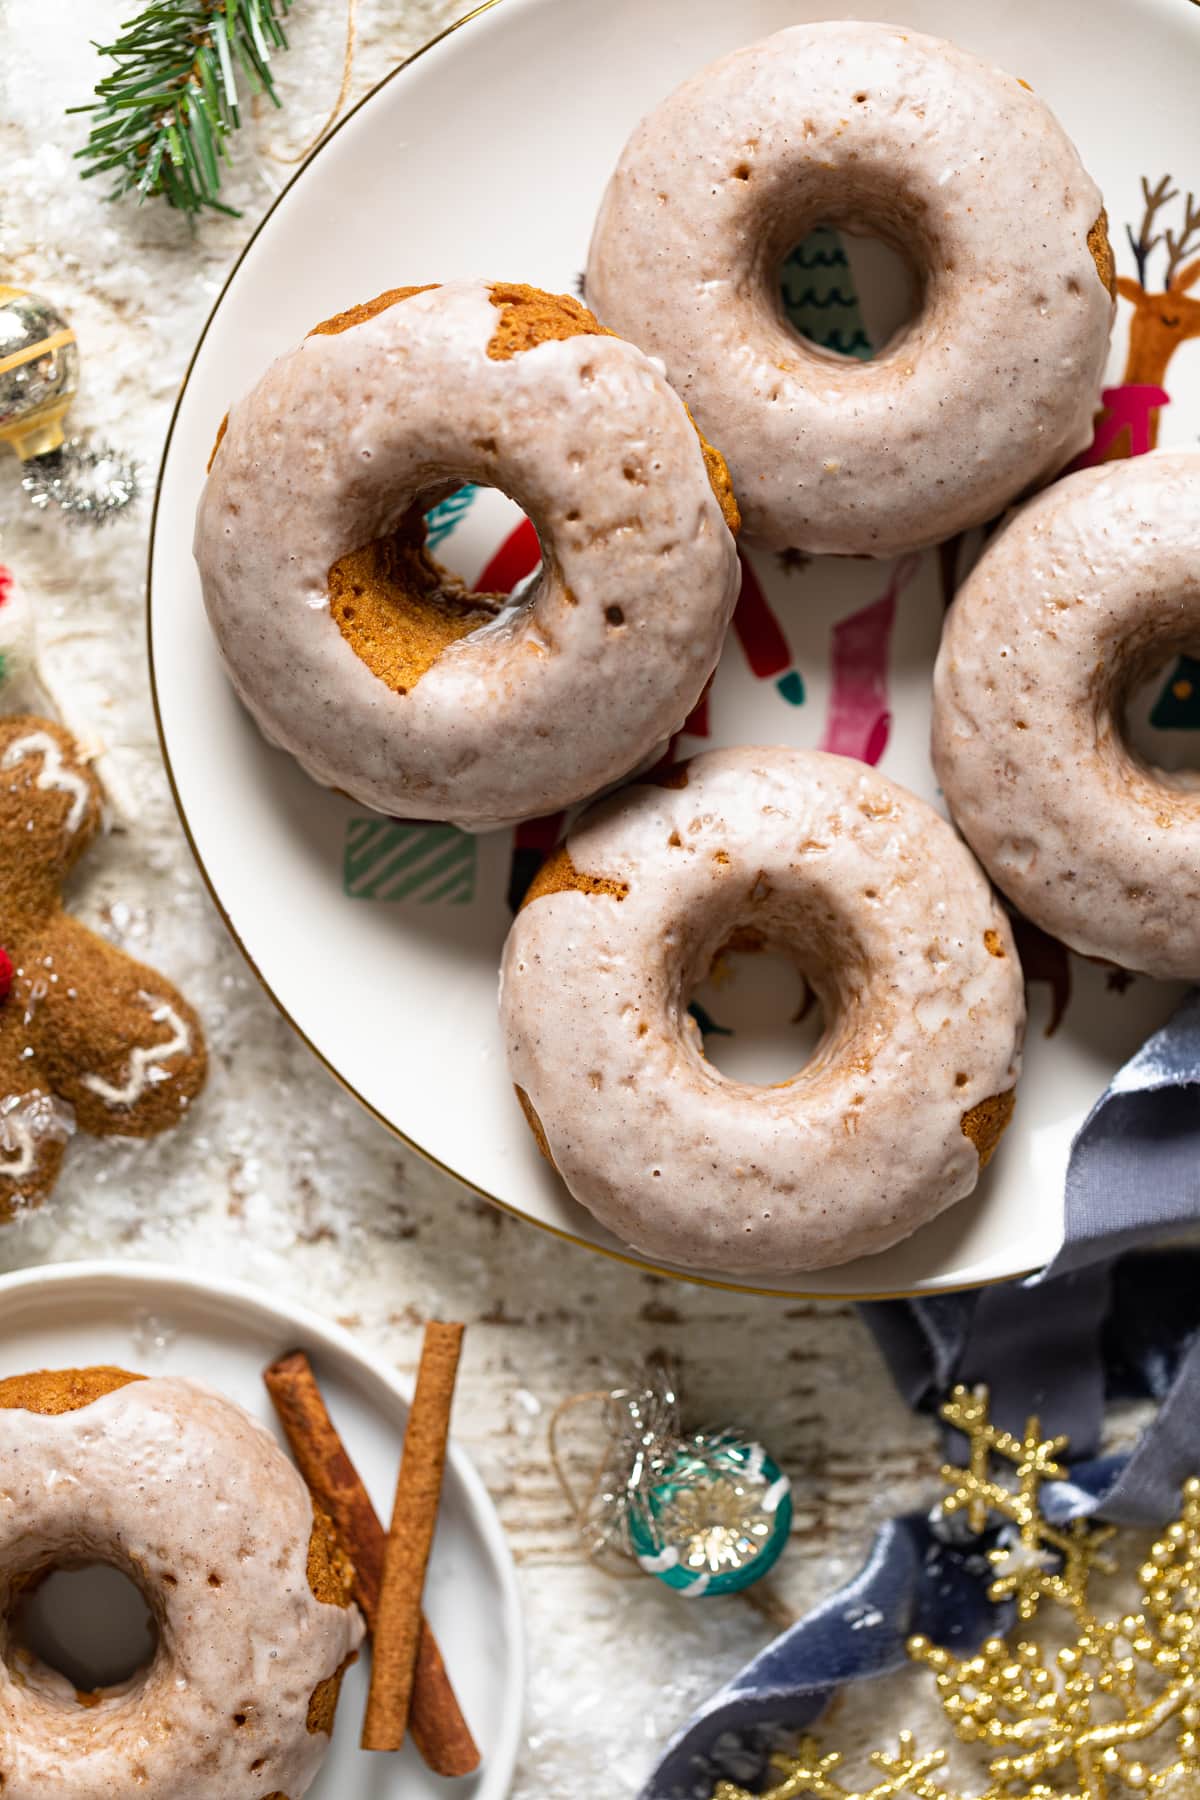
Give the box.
[362,1320,465,1754]
[263,1347,479,1775]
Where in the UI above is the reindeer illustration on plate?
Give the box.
[1085,175,1200,464]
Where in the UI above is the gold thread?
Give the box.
[264,0,359,165]
[546,1389,639,1580]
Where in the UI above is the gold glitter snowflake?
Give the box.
[712,1386,1200,1800]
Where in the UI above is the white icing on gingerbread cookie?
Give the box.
[1,731,91,834]
[81,993,193,1109]
[0,1091,73,1183]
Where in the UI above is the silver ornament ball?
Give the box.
[0,287,79,460]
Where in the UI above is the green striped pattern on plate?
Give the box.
[342,817,476,903]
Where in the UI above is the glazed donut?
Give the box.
[933,451,1200,980]
[0,1366,363,1798]
[500,747,1024,1274]
[195,281,740,831]
[586,23,1115,556]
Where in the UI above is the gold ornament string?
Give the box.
[261,0,359,166]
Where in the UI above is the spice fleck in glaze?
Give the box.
[586,23,1115,556]
[0,1370,363,1798]
[933,451,1200,980]
[194,281,740,831]
[500,747,1025,1275]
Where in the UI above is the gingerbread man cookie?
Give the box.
[0,715,206,1220]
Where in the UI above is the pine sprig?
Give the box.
[69,0,293,216]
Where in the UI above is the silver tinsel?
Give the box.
[587,1366,686,1558]
[20,439,141,523]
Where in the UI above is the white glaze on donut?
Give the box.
[194,281,740,830]
[586,23,1114,555]
[933,450,1200,979]
[500,747,1024,1274]
[0,1376,363,1797]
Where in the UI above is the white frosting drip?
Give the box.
[81,993,192,1109]
[1,732,90,833]
[0,1376,363,1797]
[586,22,1114,555]
[194,281,739,829]
[933,450,1200,980]
[501,747,1025,1274]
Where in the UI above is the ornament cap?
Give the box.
[2,404,70,462]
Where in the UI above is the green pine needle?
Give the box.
[70,0,294,216]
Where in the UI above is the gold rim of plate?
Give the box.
[146,0,1042,1303]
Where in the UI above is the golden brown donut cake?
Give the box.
[587,23,1115,556]
[501,747,1025,1274]
[934,451,1200,978]
[0,1367,363,1797]
[195,280,740,830]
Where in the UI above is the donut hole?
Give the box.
[328,484,542,695]
[688,941,827,1085]
[6,1561,158,1698]
[779,224,921,362]
[1121,646,1200,784]
[421,481,537,602]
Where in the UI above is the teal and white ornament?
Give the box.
[628,1433,792,1597]
[560,1365,792,1599]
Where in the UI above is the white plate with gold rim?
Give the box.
[149,0,1199,1299]
[0,1261,523,1799]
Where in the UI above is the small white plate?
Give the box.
[149,0,1198,1298]
[0,1261,524,1799]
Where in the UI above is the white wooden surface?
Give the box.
[0,5,1143,1792]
